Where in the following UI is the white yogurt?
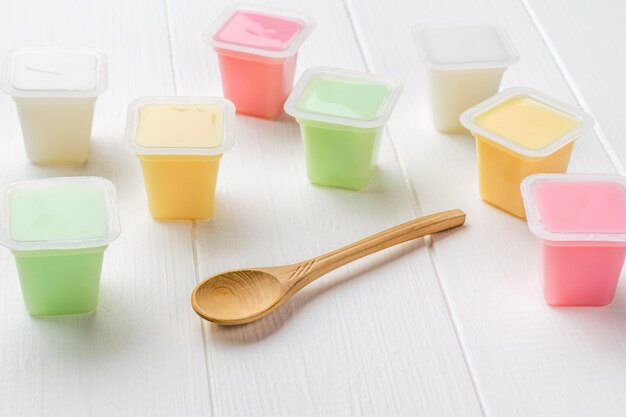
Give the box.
[415,25,518,133]
[1,48,107,164]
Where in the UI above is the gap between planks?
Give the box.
[162,0,218,414]
[341,0,489,415]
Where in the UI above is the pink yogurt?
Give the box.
[214,12,304,51]
[204,6,315,119]
[522,174,626,306]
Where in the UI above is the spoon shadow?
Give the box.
[207,225,466,344]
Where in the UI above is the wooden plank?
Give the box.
[165,0,484,416]
[343,0,625,416]
[0,1,212,416]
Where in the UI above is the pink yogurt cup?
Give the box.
[521,174,626,306]
[203,5,316,119]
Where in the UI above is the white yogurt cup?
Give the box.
[1,48,107,164]
[415,25,518,133]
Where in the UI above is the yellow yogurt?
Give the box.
[473,96,580,150]
[126,98,234,220]
[461,88,592,218]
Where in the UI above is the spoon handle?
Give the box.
[288,209,466,287]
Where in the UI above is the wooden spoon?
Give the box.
[191,209,465,325]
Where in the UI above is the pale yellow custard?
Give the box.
[473,96,581,150]
[135,104,223,148]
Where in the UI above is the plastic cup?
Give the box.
[0,48,107,164]
[415,25,518,133]
[203,5,315,119]
[521,174,626,306]
[0,177,120,316]
[460,87,594,218]
[124,97,235,220]
[284,67,402,191]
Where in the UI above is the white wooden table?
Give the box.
[1,0,625,416]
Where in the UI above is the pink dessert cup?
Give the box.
[215,49,297,119]
[204,5,315,119]
[521,174,626,306]
[539,241,625,306]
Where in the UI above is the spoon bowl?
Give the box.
[192,209,466,325]
[192,269,284,324]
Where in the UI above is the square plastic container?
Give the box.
[0,177,120,316]
[125,97,235,220]
[284,67,402,190]
[460,87,594,218]
[0,47,108,164]
[203,5,315,119]
[415,25,518,132]
[521,174,626,306]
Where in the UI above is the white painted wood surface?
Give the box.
[0,0,624,416]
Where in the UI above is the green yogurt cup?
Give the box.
[0,177,120,316]
[284,67,402,190]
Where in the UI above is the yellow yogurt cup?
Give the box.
[460,87,593,218]
[124,97,235,220]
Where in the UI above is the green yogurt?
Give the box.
[300,121,382,190]
[14,247,106,316]
[297,76,390,120]
[285,67,401,190]
[0,177,120,316]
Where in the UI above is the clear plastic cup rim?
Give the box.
[0,47,108,98]
[202,4,316,59]
[521,173,626,243]
[284,66,402,129]
[124,96,236,156]
[460,87,594,158]
[414,24,519,72]
[0,176,121,251]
